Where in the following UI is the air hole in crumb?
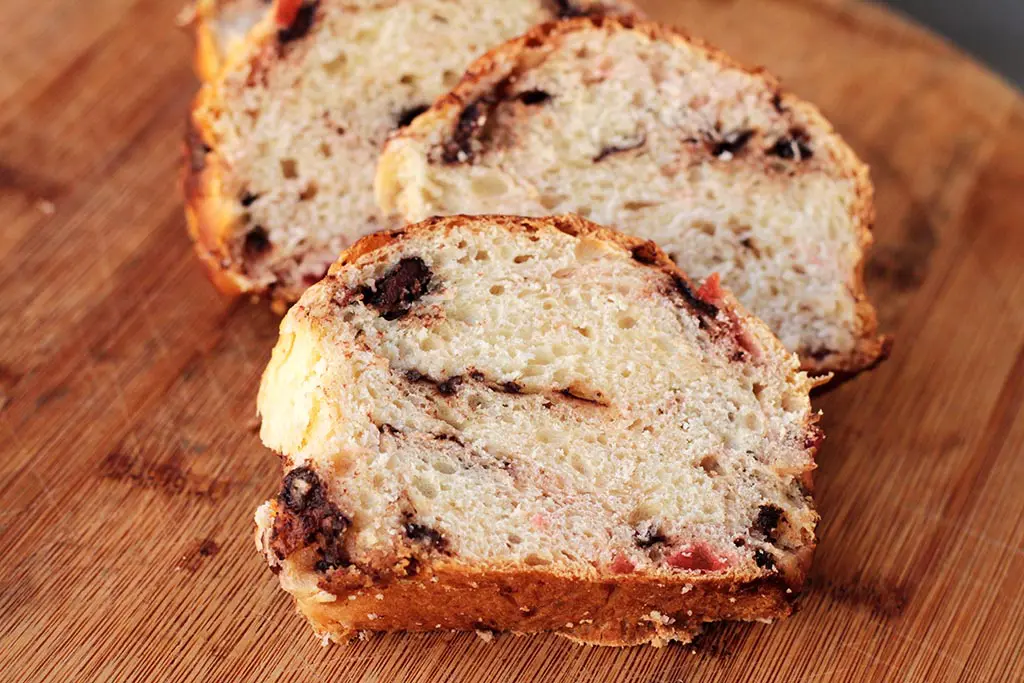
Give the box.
[700,455,721,476]
[468,394,486,410]
[243,226,271,258]
[542,301,554,310]
[508,534,522,545]
[342,311,355,323]
[399,74,416,85]
[693,220,715,236]
[781,393,801,413]
[475,250,490,261]
[575,327,593,338]
[752,383,766,400]
[524,554,550,566]
[618,316,637,329]
[539,194,564,210]
[299,182,318,201]
[513,254,533,264]
[319,142,332,158]
[281,158,298,179]
[412,475,438,499]
[323,53,348,77]
[570,453,587,474]
[456,240,467,249]
[470,174,509,197]
[552,268,574,279]
[442,69,458,87]
[744,413,760,430]
[621,369,632,378]
[433,459,457,475]
[489,284,505,295]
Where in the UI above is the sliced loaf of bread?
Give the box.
[376,16,889,375]
[185,0,636,308]
[254,214,820,646]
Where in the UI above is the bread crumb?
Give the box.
[35,200,56,216]
[686,610,693,617]
[475,629,495,643]
[375,593,384,600]
[435,624,442,629]
[367,613,378,620]
[643,611,675,626]
[729,597,736,603]
[681,584,693,594]
[348,595,357,601]
[430,576,439,583]
[357,631,369,641]
[320,633,331,647]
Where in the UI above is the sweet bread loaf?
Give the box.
[254,214,820,646]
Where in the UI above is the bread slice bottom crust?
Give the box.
[261,511,798,647]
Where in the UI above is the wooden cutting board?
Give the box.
[1,0,1022,680]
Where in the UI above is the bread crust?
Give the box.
[255,214,819,647]
[187,0,271,82]
[375,15,890,377]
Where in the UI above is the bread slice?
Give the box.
[185,0,637,309]
[187,0,270,82]
[375,16,889,376]
[253,214,820,646]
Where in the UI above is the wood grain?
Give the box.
[1,0,1022,680]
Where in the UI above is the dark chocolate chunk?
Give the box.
[404,517,449,552]
[712,129,754,157]
[360,257,432,320]
[395,104,429,129]
[274,467,352,572]
[442,96,496,164]
[593,136,646,163]
[517,89,552,105]
[243,226,271,259]
[754,548,775,570]
[502,381,522,394]
[771,93,785,113]
[280,466,324,513]
[278,1,319,44]
[405,369,425,383]
[437,375,463,396]
[634,523,667,548]
[768,129,813,160]
[546,0,587,17]
[630,241,660,265]
[753,504,784,541]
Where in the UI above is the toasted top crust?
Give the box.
[375,16,890,376]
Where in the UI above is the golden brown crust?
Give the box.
[377,15,889,378]
[298,558,796,646]
[256,214,819,646]
[182,103,251,297]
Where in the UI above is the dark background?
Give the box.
[884,0,1023,87]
